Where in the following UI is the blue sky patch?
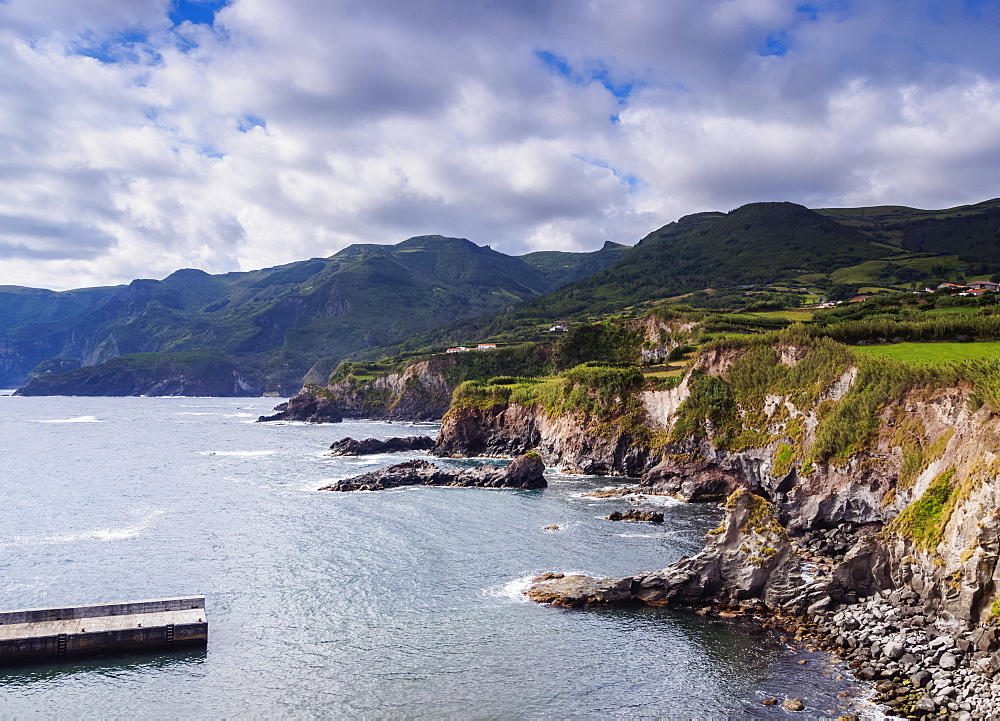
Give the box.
[74,30,153,64]
[574,156,642,191]
[759,32,790,57]
[536,50,638,104]
[238,115,267,132]
[196,144,225,159]
[795,4,821,21]
[169,0,228,28]
[536,50,572,77]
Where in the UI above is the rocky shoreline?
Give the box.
[291,334,1000,717]
[523,487,1000,718]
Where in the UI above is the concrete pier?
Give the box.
[0,597,207,665]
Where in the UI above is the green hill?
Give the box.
[520,241,631,289]
[0,236,625,392]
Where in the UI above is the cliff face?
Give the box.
[432,402,656,475]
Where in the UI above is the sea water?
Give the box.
[0,396,877,717]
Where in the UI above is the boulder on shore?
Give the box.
[320,454,546,492]
[328,436,436,456]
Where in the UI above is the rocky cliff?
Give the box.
[260,356,456,422]
[329,357,456,420]
[434,334,1000,716]
[431,400,657,475]
[431,365,662,475]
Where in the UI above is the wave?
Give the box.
[487,574,537,604]
[223,413,257,418]
[32,415,102,423]
[198,450,275,457]
[1,509,164,548]
[176,412,214,416]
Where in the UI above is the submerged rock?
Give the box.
[320,454,546,492]
[328,436,435,456]
[781,698,805,712]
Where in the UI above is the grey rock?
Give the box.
[911,669,932,688]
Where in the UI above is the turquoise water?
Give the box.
[0,396,873,717]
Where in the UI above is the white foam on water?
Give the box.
[223,413,257,418]
[488,569,600,604]
[488,574,537,604]
[198,450,275,457]
[31,415,102,423]
[343,456,395,465]
[177,412,213,415]
[0,509,165,548]
[636,495,684,507]
[616,532,658,538]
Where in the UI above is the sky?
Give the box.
[2,0,1000,290]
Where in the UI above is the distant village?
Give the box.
[818,280,1000,308]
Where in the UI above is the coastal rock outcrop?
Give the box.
[257,387,343,422]
[510,336,1000,716]
[320,453,546,492]
[328,436,435,456]
[527,489,802,607]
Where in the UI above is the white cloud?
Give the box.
[0,0,999,288]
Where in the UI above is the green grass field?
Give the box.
[749,309,815,322]
[922,306,982,316]
[852,342,1000,364]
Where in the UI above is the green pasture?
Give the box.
[852,342,1000,365]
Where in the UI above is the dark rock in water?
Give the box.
[258,391,343,423]
[328,436,435,456]
[503,453,546,487]
[604,509,664,523]
[319,454,546,492]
